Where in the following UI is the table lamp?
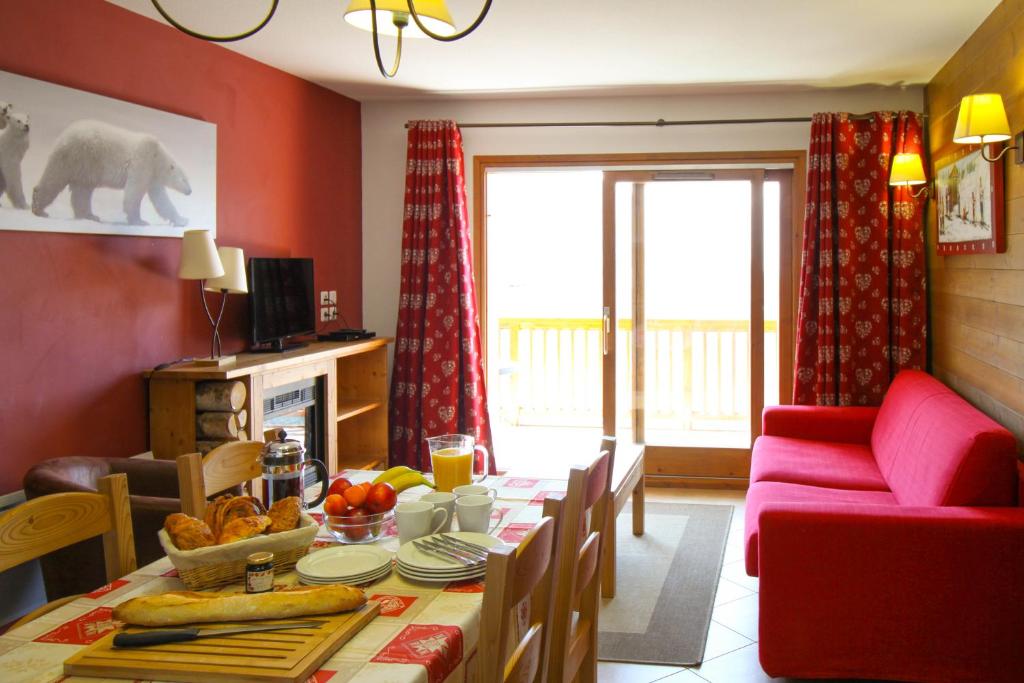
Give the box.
[178,230,244,367]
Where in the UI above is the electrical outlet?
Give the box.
[319,291,331,306]
[328,290,337,306]
[320,306,331,322]
[328,306,338,321]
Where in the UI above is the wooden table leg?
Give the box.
[632,473,645,536]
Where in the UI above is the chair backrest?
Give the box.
[545,450,610,683]
[0,473,136,582]
[177,441,264,518]
[479,498,561,683]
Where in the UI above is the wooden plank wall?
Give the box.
[926,0,1024,450]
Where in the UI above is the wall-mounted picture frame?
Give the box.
[934,144,1004,255]
[0,69,216,238]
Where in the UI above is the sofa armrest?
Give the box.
[761,405,878,444]
[756,503,1024,682]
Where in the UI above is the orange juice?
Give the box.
[430,447,473,492]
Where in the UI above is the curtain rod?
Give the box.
[404,113,926,129]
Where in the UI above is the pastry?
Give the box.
[215,495,266,536]
[217,514,272,544]
[267,496,301,533]
[165,515,216,550]
[203,494,233,538]
[113,584,367,626]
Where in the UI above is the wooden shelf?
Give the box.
[337,400,383,422]
[147,338,393,477]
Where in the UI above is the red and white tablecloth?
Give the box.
[0,473,569,683]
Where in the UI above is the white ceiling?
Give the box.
[108,0,998,101]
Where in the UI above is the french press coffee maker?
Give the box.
[260,430,329,509]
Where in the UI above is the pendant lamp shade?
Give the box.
[953,94,1012,144]
[178,230,224,280]
[889,153,927,186]
[204,247,248,294]
[344,0,454,38]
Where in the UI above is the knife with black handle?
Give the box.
[112,620,325,648]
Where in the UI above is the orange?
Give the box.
[343,486,367,508]
[323,494,346,517]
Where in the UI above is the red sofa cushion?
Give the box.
[744,480,896,576]
[750,436,888,492]
[872,370,1018,506]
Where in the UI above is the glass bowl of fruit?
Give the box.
[322,479,399,544]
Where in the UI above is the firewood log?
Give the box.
[195,381,246,412]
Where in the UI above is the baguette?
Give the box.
[113,585,366,626]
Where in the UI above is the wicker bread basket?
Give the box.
[158,512,319,590]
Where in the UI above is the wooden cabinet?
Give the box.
[145,339,393,473]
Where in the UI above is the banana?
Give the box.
[389,470,435,492]
[372,466,415,485]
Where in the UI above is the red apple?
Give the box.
[340,507,370,541]
[365,482,398,514]
[329,477,353,498]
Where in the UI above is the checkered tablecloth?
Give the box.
[0,473,569,683]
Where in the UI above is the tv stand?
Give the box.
[145,338,393,473]
[251,339,309,354]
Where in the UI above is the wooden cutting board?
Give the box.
[64,601,380,683]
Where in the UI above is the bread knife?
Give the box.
[112,620,326,648]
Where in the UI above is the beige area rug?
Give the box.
[598,502,733,666]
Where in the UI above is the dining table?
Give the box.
[0,471,572,683]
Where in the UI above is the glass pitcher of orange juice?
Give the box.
[425,434,489,493]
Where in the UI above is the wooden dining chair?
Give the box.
[478,498,562,683]
[177,440,264,518]
[545,449,611,683]
[598,435,618,599]
[0,473,136,628]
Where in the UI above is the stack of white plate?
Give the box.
[395,532,504,583]
[296,545,392,586]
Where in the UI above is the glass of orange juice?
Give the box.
[425,434,489,493]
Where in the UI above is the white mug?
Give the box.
[455,494,505,534]
[395,501,447,545]
[453,484,497,501]
[419,492,457,533]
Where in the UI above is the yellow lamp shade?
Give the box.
[344,0,454,38]
[178,230,224,280]
[953,94,1012,144]
[889,153,927,186]
[204,246,248,294]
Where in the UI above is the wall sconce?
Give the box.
[953,93,1024,164]
[889,153,929,198]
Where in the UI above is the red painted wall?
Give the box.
[0,1,362,492]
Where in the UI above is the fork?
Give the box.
[438,534,491,559]
[412,540,472,566]
[419,537,484,564]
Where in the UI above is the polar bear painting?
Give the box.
[0,67,215,237]
[33,120,192,227]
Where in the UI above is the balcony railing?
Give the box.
[494,318,778,432]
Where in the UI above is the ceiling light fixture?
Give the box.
[149,0,492,79]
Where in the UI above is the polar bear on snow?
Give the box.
[32,119,192,226]
[0,111,31,209]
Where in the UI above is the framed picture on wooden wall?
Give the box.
[934,145,1005,255]
[0,69,216,238]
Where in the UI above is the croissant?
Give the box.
[204,494,233,538]
[218,515,272,544]
[166,515,216,550]
[267,496,301,533]
[216,496,266,537]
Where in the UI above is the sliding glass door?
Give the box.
[481,161,792,481]
[605,169,788,480]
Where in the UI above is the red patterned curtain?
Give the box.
[793,112,927,406]
[389,120,495,473]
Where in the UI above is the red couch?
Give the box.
[745,370,1024,683]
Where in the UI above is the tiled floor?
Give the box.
[597,486,790,683]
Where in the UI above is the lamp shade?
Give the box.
[204,247,248,294]
[344,0,454,38]
[178,230,224,280]
[889,153,927,186]
[953,94,1012,144]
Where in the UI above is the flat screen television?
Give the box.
[248,257,316,351]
